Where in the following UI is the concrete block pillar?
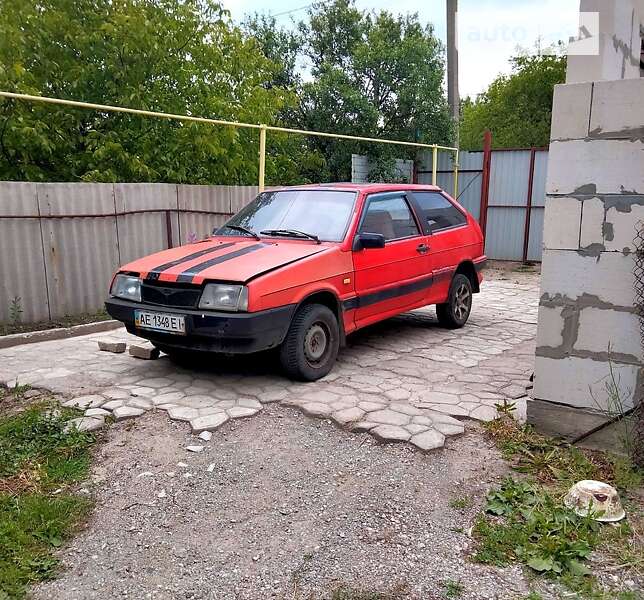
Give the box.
[529,1,644,446]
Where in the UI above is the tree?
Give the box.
[298,0,453,181]
[459,54,566,150]
[0,0,290,183]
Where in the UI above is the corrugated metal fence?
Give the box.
[416,148,548,262]
[0,183,257,323]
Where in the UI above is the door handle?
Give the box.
[416,243,429,254]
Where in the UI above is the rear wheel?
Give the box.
[436,273,473,329]
[279,304,340,381]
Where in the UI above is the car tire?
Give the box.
[436,273,473,329]
[279,303,340,381]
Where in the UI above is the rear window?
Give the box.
[413,192,466,232]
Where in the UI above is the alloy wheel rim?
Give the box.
[304,323,329,364]
[454,284,471,321]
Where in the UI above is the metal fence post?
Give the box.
[478,129,492,238]
[432,145,438,185]
[522,147,537,262]
[258,124,267,192]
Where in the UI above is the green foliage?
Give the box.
[9,297,22,326]
[448,496,472,510]
[474,478,600,578]
[459,54,566,150]
[484,417,642,492]
[0,403,96,598]
[0,0,290,183]
[298,0,453,181]
[443,580,464,598]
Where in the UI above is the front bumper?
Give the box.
[105,298,296,354]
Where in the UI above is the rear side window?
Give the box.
[359,194,419,241]
[413,192,466,233]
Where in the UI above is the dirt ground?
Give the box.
[30,407,551,600]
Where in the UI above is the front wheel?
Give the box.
[436,273,473,329]
[279,304,340,381]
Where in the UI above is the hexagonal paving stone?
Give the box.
[63,395,105,409]
[237,398,262,409]
[101,399,124,411]
[367,409,411,426]
[190,413,230,433]
[65,416,105,433]
[370,425,411,443]
[332,407,365,425]
[152,391,185,406]
[410,429,445,451]
[113,406,145,420]
[227,406,260,419]
[300,402,333,418]
[102,388,131,401]
[166,406,199,421]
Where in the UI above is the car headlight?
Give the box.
[199,284,248,312]
[110,274,142,302]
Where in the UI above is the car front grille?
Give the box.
[141,282,201,308]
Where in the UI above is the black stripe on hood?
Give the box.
[176,243,268,283]
[146,242,237,281]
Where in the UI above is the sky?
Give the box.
[223,0,580,98]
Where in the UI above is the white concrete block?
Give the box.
[550,82,592,141]
[540,249,635,308]
[546,139,644,195]
[542,197,581,250]
[576,307,641,358]
[604,202,644,252]
[534,355,638,411]
[590,79,644,138]
[580,197,605,247]
[535,305,565,348]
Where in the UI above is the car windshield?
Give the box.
[216,189,357,242]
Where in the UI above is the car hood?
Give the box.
[121,238,331,284]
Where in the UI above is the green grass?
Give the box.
[443,579,464,598]
[1,309,110,337]
[448,496,472,510]
[0,401,96,599]
[475,416,644,599]
[331,582,409,600]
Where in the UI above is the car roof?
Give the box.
[269,183,443,194]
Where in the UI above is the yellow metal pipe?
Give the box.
[0,91,458,153]
[432,145,438,186]
[258,125,267,192]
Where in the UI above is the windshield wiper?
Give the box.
[260,229,320,243]
[222,224,261,240]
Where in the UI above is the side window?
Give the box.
[413,192,466,233]
[359,195,419,241]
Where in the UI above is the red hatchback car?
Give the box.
[106,184,486,381]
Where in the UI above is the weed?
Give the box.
[483,417,642,492]
[443,579,464,597]
[0,403,96,598]
[449,497,472,510]
[9,296,23,326]
[479,416,644,597]
[474,478,601,577]
[331,582,409,600]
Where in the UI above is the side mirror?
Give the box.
[353,232,386,250]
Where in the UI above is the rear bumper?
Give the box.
[105,298,296,354]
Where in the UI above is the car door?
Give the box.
[408,190,469,305]
[352,191,431,326]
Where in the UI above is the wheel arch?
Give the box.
[295,289,346,346]
[454,260,480,293]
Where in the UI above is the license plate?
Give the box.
[134,310,186,335]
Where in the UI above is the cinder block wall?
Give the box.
[530,76,644,438]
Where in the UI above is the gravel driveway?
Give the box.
[32,407,541,600]
[8,263,546,599]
